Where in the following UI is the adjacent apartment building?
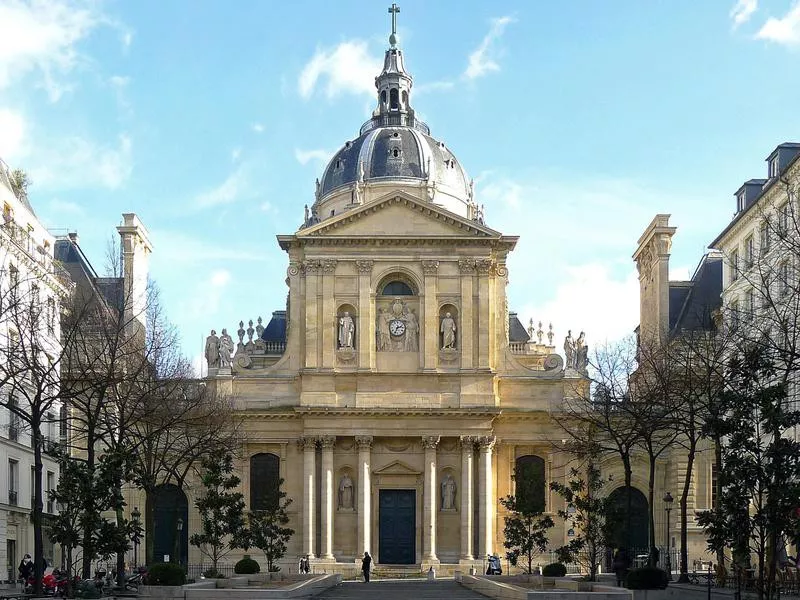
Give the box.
[0,159,68,580]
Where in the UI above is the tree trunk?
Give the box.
[81,435,96,579]
[647,453,657,568]
[623,455,633,551]
[145,490,155,566]
[678,441,696,583]
[116,505,126,586]
[32,416,44,596]
[713,437,725,577]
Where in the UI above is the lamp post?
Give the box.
[131,506,141,568]
[176,517,184,568]
[663,492,673,581]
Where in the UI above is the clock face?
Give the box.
[389,319,406,337]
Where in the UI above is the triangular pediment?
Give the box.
[298,192,501,239]
[372,459,422,476]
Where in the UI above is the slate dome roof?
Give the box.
[318,125,469,200]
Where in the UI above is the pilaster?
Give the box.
[476,259,492,370]
[422,260,439,370]
[321,260,337,368]
[458,259,475,369]
[356,260,374,370]
[304,260,321,369]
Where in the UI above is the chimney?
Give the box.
[67,232,79,245]
[633,214,676,345]
[116,213,153,341]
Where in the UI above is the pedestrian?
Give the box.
[612,548,629,587]
[18,554,33,584]
[361,552,372,583]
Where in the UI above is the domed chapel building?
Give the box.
[197,10,646,572]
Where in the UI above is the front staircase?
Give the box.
[314,579,488,599]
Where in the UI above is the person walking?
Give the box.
[361,552,372,583]
[18,554,33,585]
[612,548,629,587]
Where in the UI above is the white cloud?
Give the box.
[231,147,241,162]
[516,264,639,346]
[252,123,264,134]
[731,0,758,28]
[756,1,800,46]
[298,40,381,99]
[0,0,102,101]
[465,16,515,80]
[294,148,333,166]
[30,133,132,190]
[193,167,247,210]
[0,108,26,158]
[109,75,129,88]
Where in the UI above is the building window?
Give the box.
[730,300,740,330]
[760,220,771,253]
[770,156,780,178]
[746,289,755,321]
[8,459,18,505]
[46,471,54,513]
[780,262,791,297]
[250,453,280,511]
[9,264,18,297]
[730,249,739,281]
[7,395,19,442]
[744,235,754,269]
[737,192,746,212]
[46,297,55,335]
[380,280,415,296]
[59,404,68,440]
[711,462,718,509]
[779,202,790,236]
[514,455,546,513]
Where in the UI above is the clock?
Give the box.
[389,319,406,337]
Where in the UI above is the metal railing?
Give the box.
[185,563,236,579]
[359,113,430,136]
[8,489,18,505]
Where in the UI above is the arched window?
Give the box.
[390,88,399,110]
[381,90,387,105]
[381,280,414,296]
[515,455,546,513]
[250,453,280,511]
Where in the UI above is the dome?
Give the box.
[304,28,483,226]
[318,126,469,202]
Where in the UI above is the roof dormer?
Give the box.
[765,142,800,180]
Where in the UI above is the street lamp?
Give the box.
[131,506,141,568]
[176,517,184,567]
[663,492,674,581]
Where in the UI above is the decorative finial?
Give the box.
[388,3,400,47]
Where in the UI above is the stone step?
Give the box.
[314,579,488,599]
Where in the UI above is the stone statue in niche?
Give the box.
[338,312,355,349]
[576,331,588,373]
[338,474,354,510]
[441,474,457,510]
[219,329,234,368]
[205,330,220,369]
[564,330,576,369]
[440,312,457,349]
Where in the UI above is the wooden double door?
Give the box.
[378,489,416,564]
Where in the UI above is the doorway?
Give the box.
[378,489,416,564]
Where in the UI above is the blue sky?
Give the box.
[2,0,800,371]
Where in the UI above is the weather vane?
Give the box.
[388,3,400,48]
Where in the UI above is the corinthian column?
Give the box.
[460,436,475,560]
[319,435,336,560]
[478,436,496,558]
[356,436,373,557]
[422,435,440,563]
[299,436,317,558]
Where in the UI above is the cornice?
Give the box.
[293,406,502,418]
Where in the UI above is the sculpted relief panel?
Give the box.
[376,297,419,352]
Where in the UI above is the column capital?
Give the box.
[288,262,303,278]
[322,259,337,273]
[319,435,336,449]
[458,258,476,274]
[303,259,322,273]
[355,259,374,274]
[297,435,317,451]
[422,435,440,450]
[459,436,477,451]
[422,260,440,275]
[355,435,373,450]
[478,435,496,451]
[475,258,493,274]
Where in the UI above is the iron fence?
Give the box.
[185,564,237,580]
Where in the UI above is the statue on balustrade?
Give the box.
[576,331,588,373]
[564,330,576,369]
[338,312,355,349]
[219,328,234,368]
[205,330,220,369]
[441,312,457,349]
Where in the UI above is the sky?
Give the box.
[1,0,800,373]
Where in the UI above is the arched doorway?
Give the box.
[150,484,188,565]
[607,486,649,550]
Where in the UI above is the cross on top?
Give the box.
[388,3,400,37]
